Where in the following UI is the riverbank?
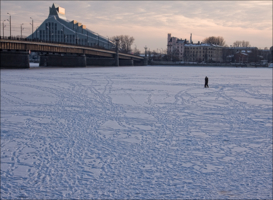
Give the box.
[150,61,268,67]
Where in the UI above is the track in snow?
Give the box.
[1,66,272,199]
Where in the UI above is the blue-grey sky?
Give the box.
[1,1,272,51]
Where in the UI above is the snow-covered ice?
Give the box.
[1,66,272,199]
[29,63,40,68]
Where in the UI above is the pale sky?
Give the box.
[1,1,272,52]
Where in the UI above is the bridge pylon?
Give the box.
[0,50,29,69]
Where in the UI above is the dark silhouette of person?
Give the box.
[204,76,209,88]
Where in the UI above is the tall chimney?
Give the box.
[168,33,171,42]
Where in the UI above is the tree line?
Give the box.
[110,34,268,56]
[110,35,140,55]
[202,36,254,48]
[202,36,227,46]
[232,40,251,47]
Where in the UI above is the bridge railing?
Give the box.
[0,36,143,57]
[0,36,117,52]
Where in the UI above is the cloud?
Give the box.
[1,1,271,50]
[71,1,272,30]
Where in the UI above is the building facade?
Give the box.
[222,47,259,63]
[167,34,270,63]
[27,3,115,49]
[167,33,187,61]
[167,33,223,62]
[184,43,223,62]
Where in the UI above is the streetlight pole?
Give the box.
[7,13,11,38]
[115,38,119,66]
[145,46,147,57]
[2,20,6,37]
[30,17,33,40]
[20,23,24,39]
[144,46,148,65]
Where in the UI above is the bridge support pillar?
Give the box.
[115,39,119,66]
[86,58,116,66]
[116,54,119,66]
[0,50,30,69]
[144,46,148,66]
[134,59,146,66]
[119,59,134,66]
[144,57,148,66]
[40,54,86,67]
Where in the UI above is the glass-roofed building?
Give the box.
[27,3,115,49]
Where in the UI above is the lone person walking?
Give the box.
[204,76,209,88]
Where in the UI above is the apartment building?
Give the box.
[167,33,223,62]
[167,33,187,61]
[184,43,223,62]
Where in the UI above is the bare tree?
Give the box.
[233,40,251,47]
[241,40,250,47]
[162,48,167,55]
[133,45,140,56]
[233,41,242,47]
[110,35,135,53]
[172,48,180,61]
[151,50,158,61]
[162,49,168,61]
[167,48,180,61]
[202,36,226,46]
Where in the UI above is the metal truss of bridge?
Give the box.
[27,3,115,49]
[0,39,146,68]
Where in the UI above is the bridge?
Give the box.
[0,38,146,68]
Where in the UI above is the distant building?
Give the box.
[234,52,249,63]
[167,33,186,61]
[167,33,223,62]
[27,3,115,49]
[258,49,271,62]
[269,46,273,63]
[222,47,259,63]
[184,43,223,62]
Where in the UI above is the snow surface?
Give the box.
[1,66,272,199]
[29,63,40,68]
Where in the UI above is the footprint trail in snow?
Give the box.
[1,66,272,199]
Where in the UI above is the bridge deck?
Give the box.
[0,39,144,60]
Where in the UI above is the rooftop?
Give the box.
[49,3,66,20]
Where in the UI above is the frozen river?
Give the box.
[1,66,272,199]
